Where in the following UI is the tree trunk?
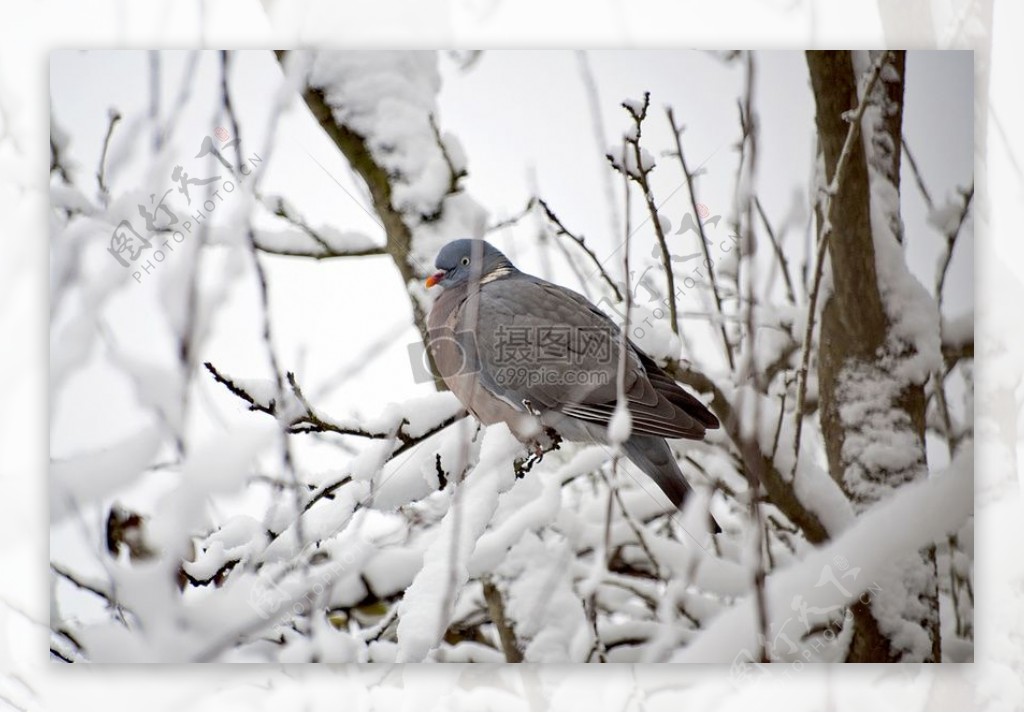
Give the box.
[806,50,940,663]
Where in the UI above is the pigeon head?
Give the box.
[425,239,515,289]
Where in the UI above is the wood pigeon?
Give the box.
[425,239,719,508]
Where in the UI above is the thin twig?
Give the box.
[221,58,306,550]
[260,194,386,258]
[428,114,467,195]
[754,196,797,304]
[666,107,735,367]
[576,50,624,256]
[583,596,608,663]
[220,51,243,174]
[935,183,973,303]
[537,198,623,301]
[619,94,680,335]
[932,182,973,457]
[486,196,536,233]
[50,563,115,607]
[736,51,770,663]
[204,361,465,448]
[481,577,523,662]
[96,109,121,200]
[901,133,934,210]
[605,473,663,578]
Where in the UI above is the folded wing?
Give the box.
[466,276,719,440]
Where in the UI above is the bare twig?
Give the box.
[259,194,387,258]
[50,563,115,607]
[482,577,523,662]
[536,198,623,302]
[220,51,243,174]
[96,109,121,200]
[576,50,624,255]
[754,196,797,305]
[221,59,306,549]
[666,107,735,367]
[901,133,934,210]
[664,359,830,544]
[50,135,70,183]
[736,51,770,663]
[616,93,680,335]
[932,182,973,457]
[604,472,663,578]
[935,183,973,303]
[204,361,465,449]
[486,196,536,234]
[428,114,468,196]
[253,243,387,260]
[583,596,608,663]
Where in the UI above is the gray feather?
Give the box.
[622,435,690,507]
[425,239,720,509]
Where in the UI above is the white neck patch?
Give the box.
[480,266,513,285]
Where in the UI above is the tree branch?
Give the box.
[481,577,523,663]
[666,106,735,367]
[536,198,623,302]
[664,361,829,544]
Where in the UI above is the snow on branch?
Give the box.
[675,444,971,663]
[204,361,465,445]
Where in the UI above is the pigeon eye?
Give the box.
[460,257,470,266]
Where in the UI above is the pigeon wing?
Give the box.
[465,276,712,439]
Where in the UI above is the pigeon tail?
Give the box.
[622,434,691,508]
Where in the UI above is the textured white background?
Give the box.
[2,0,1019,709]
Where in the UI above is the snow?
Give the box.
[622,97,647,115]
[363,547,422,598]
[364,391,463,438]
[836,362,926,500]
[308,52,444,214]
[942,311,973,351]
[628,304,681,362]
[182,515,267,581]
[497,532,590,662]
[927,195,966,235]
[868,176,944,383]
[394,425,521,662]
[50,426,162,522]
[674,445,972,663]
[854,52,942,385]
[607,401,632,445]
[605,143,655,178]
[306,50,488,272]
[149,423,277,558]
[468,470,561,575]
[44,48,975,674]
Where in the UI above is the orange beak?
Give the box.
[425,271,446,288]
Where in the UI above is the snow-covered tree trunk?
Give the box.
[807,50,941,662]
